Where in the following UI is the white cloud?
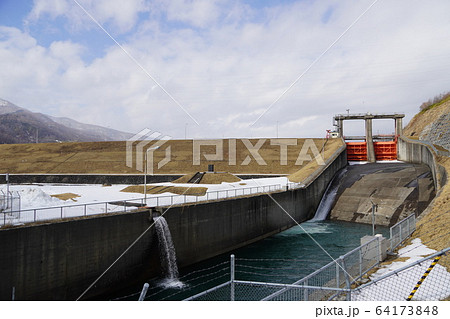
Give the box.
[26,0,147,33]
[2,0,450,139]
[162,0,225,28]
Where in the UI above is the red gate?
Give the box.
[346,141,397,161]
[346,142,367,161]
[374,141,397,160]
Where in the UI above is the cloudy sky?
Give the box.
[1,0,450,139]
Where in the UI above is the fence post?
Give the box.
[376,235,384,263]
[304,279,309,301]
[340,257,351,301]
[336,258,340,288]
[359,247,363,278]
[60,206,63,219]
[390,226,393,252]
[138,283,149,301]
[230,254,235,301]
[12,286,15,301]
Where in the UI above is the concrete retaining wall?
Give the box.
[398,137,447,190]
[0,149,347,300]
[0,212,161,300]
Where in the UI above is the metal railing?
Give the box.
[1,183,290,226]
[334,112,404,119]
[390,213,416,252]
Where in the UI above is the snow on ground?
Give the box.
[353,238,450,300]
[0,177,293,226]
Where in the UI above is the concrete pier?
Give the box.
[334,112,405,162]
[365,115,376,162]
[395,116,403,136]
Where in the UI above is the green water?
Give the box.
[112,220,389,301]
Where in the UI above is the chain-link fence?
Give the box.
[184,236,384,301]
[352,248,450,301]
[390,213,416,251]
[183,247,449,301]
[182,214,431,301]
[0,190,21,224]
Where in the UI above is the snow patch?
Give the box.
[353,239,450,300]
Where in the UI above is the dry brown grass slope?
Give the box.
[0,138,343,176]
[404,96,450,137]
[398,98,450,270]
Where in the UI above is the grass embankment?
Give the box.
[388,97,450,272]
[404,95,450,137]
[0,138,344,176]
[288,138,344,183]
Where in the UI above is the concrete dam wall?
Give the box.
[0,146,347,300]
[328,163,435,226]
[397,136,447,191]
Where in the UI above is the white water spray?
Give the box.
[154,216,180,281]
[310,168,347,221]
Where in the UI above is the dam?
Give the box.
[0,116,446,300]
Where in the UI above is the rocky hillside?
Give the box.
[404,95,450,152]
[0,99,132,144]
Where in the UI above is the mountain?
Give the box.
[48,115,133,142]
[0,98,133,144]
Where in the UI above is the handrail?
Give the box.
[1,182,293,226]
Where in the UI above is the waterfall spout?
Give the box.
[154,216,179,279]
[310,168,347,221]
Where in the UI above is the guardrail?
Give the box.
[1,183,292,226]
